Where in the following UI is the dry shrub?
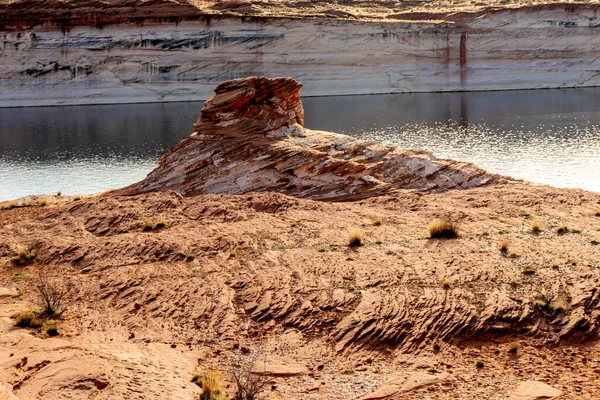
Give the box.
[530,218,541,233]
[142,217,154,232]
[595,209,600,217]
[428,219,459,239]
[441,278,451,290]
[15,311,36,327]
[347,229,363,247]
[508,343,519,354]
[43,320,59,336]
[192,370,226,400]
[372,219,382,226]
[549,296,569,314]
[499,239,510,253]
[522,267,536,275]
[34,272,73,317]
[556,224,569,235]
[0,200,18,210]
[231,359,270,400]
[11,245,36,266]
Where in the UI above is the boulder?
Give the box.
[511,381,562,400]
[251,362,308,377]
[360,371,449,399]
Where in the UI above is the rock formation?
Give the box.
[120,76,502,200]
[2,3,600,106]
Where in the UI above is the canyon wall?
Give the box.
[2,4,600,106]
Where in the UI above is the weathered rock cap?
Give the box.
[192,76,304,137]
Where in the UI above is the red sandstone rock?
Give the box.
[120,76,505,200]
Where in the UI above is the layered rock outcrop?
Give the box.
[120,76,502,200]
[2,3,600,106]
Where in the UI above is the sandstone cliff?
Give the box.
[2,2,600,106]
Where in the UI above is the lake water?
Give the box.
[1,88,600,201]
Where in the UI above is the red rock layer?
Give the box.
[119,76,505,201]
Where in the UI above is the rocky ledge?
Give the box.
[120,76,503,201]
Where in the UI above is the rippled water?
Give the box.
[1,88,600,201]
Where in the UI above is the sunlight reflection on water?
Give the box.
[1,88,600,201]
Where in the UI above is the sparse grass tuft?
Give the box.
[29,318,44,329]
[557,224,569,235]
[11,245,36,266]
[441,278,451,290]
[499,239,510,253]
[428,219,459,239]
[142,217,154,231]
[15,311,36,327]
[11,272,26,282]
[192,370,227,400]
[141,216,167,231]
[373,219,382,226]
[532,293,569,315]
[348,229,364,247]
[43,320,59,336]
[154,216,167,229]
[522,267,536,275]
[0,200,18,210]
[530,218,541,233]
[548,296,569,314]
[509,251,521,259]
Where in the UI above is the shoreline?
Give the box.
[1,85,599,109]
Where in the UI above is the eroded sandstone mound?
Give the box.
[121,76,503,200]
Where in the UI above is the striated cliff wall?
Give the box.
[2,4,600,106]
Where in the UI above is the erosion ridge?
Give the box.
[120,76,502,200]
[1,77,600,399]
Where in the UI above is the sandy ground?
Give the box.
[1,183,599,398]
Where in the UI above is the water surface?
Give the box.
[1,88,599,201]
